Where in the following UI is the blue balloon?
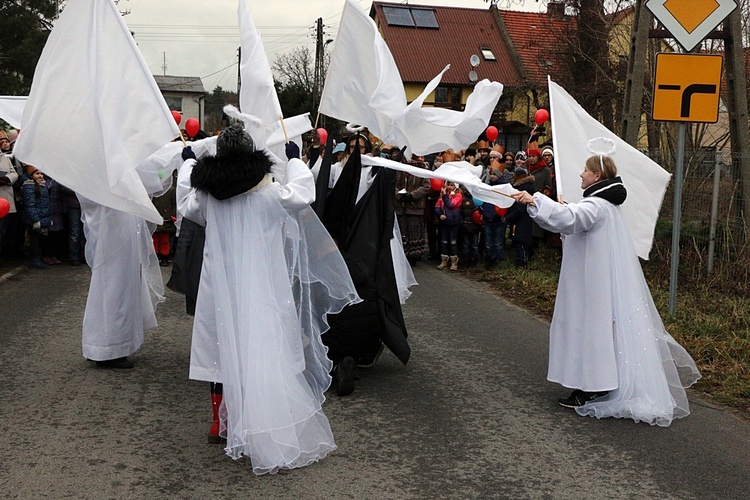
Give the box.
[473,197,484,207]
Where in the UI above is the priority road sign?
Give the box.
[646,0,737,52]
[652,53,723,123]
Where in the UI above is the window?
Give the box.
[165,97,182,111]
[434,87,448,103]
[383,6,415,27]
[383,6,439,29]
[451,87,462,104]
[481,48,496,61]
[412,9,439,28]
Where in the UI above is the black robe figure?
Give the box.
[320,133,410,396]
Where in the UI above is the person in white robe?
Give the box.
[512,154,700,427]
[177,125,359,474]
[80,198,164,369]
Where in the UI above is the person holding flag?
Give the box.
[177,124,359,473]
[511,142,700,426]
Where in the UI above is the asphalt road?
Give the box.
[1,262,749,499]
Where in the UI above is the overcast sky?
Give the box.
[118,0,541,92]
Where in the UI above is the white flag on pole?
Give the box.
[319,0,503,156]
[13,0,179,225]
[237,0,311,153]
[548,77,671,259]
[0,96,27,129]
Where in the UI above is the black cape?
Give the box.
[320,147,410,365]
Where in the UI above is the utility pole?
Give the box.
[312,17,324,113]
[723,9,750,220]
[620,1,651,146]
[237,46,242,97]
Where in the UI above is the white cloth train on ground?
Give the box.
[529,192,700,427]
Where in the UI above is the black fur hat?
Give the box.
[191,125,273,200]
[216,124,255,158]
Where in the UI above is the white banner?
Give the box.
[548,77,671,259]
[14,0,179,224]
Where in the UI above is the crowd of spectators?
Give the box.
[0,129,86,270]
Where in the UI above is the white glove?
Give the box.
[33,221,41,230]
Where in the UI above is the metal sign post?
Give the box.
[668,123,686,315]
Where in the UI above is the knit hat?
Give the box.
[465,147,476,157]
[514,166,528,176]
[527,148,542,157]
[541,147,554,157]
[489,150,502,159]
[216,124,255,158]
[515,151,527,162]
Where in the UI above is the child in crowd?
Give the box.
[458,185,481,267]
[435,181,462,270]
[21,165,52,269]
[43,176,65,265]
[504,166,536,269]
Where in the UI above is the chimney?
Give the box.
[547,1,565,20]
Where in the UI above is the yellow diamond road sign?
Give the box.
[652,53,723,123]
[646,0,737,52]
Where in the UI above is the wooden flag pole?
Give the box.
[279,116,289,144]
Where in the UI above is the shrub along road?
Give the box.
[1,263,749,498]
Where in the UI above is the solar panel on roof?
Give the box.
[383,6,415,27]
[412,9,438,28]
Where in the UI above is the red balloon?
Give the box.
[316,128,328,146]
[171,110,181,126]
[0,198,10,219]
[534,109,550,125]
[185,118,200,138]
[472,210,483,225]
[430,178,444,191]
[486,125,498,142]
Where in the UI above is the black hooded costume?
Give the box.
[319,139,410,367]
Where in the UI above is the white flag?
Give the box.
[13,0,179,225]
[548,77,671,259]
[320,0,504,156]
[238,0,282,147]
[361,155,517,209]
[0,96,27,129]
[237,0,311,151]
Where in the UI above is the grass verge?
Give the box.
[460,245,750,417]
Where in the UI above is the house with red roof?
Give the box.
[369,1,577,153]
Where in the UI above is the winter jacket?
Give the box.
[394,169,430,217]
[480,176,507,224]
[435,191,462,226]
[503,175,536,245]
[21,179,52,228]
[460,193,481,233]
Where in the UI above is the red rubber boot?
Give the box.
[207,393,223,444]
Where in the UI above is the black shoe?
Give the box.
[336,357,356,397]
[356,342,384,368]
[558,390,608,408]
[95,357,134,369]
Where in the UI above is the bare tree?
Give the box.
[272,46,315,93]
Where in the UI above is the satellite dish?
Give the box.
[468,70,478,83]
[470,54,480,67]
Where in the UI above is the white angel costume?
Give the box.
[528,181,700,427]
[177,128,359,474]
[80,197,164,361]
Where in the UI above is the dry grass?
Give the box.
[461,244,750,416]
